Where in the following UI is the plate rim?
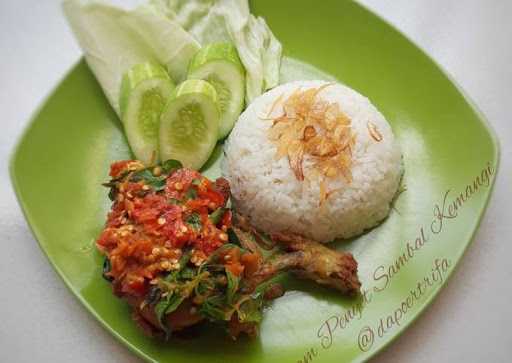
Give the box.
[9,2,501,362]
[349,2,501,360]
[8,61,161,363]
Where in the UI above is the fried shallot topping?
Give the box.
[264,84,356,204]
[367,121,383,142]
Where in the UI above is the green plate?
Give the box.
[10,1,499,362]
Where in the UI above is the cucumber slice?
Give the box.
[159,79,220,170]
[188,43,245,139]
[120,62,175,165]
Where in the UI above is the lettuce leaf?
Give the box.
[63,0,200,116]
[150,0,282,103]
[64,0,282,111]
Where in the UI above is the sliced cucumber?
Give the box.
[188,42,245,139]
[120,62,175,165]
[159,79,220,170]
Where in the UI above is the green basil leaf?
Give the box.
[238,296,264,323]
[131,169,167,190]
[200,295,231,321]
[102,257,113,282]
[180,267,196,280]
[107,186,118,201]
[253,272,287,295]
[155,292,187,330]
[227,228,241,246]
[196,277,215,296]
[168,198,181,205]
[154,296,171,329]
[185,187,198,200]
[164,250,192,282]
[130,168,152,181]
[144,286,162,306]
[161,159,183,173]
[225,269,240,304]
[104,169,131,185]
[165,293,186,315]
[209,207,226,225]
[186,213,202,231]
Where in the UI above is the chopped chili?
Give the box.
[96,160,232,296]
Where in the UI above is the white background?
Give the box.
[0,1,510,362]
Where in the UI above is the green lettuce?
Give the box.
[63,0,200,115]
[150,0,282,103]
[63,0,282,113]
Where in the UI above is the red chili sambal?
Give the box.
[96,160,232,297]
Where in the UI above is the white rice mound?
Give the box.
[222,80,402,242]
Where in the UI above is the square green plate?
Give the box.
[10,1,499,362]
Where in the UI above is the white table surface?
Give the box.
[1,1,510,362]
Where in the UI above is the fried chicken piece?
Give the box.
[231,226,262,253]
[233,214,361,296]
[271,232,360,295]
[122,224,360,339]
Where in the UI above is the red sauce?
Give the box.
[96,161,232,297]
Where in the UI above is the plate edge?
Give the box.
[8,4,501,361]
[352,2,501,362]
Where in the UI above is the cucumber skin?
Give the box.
[167,79,218,106]
[188,43,245,75]
[119,62,175,119]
